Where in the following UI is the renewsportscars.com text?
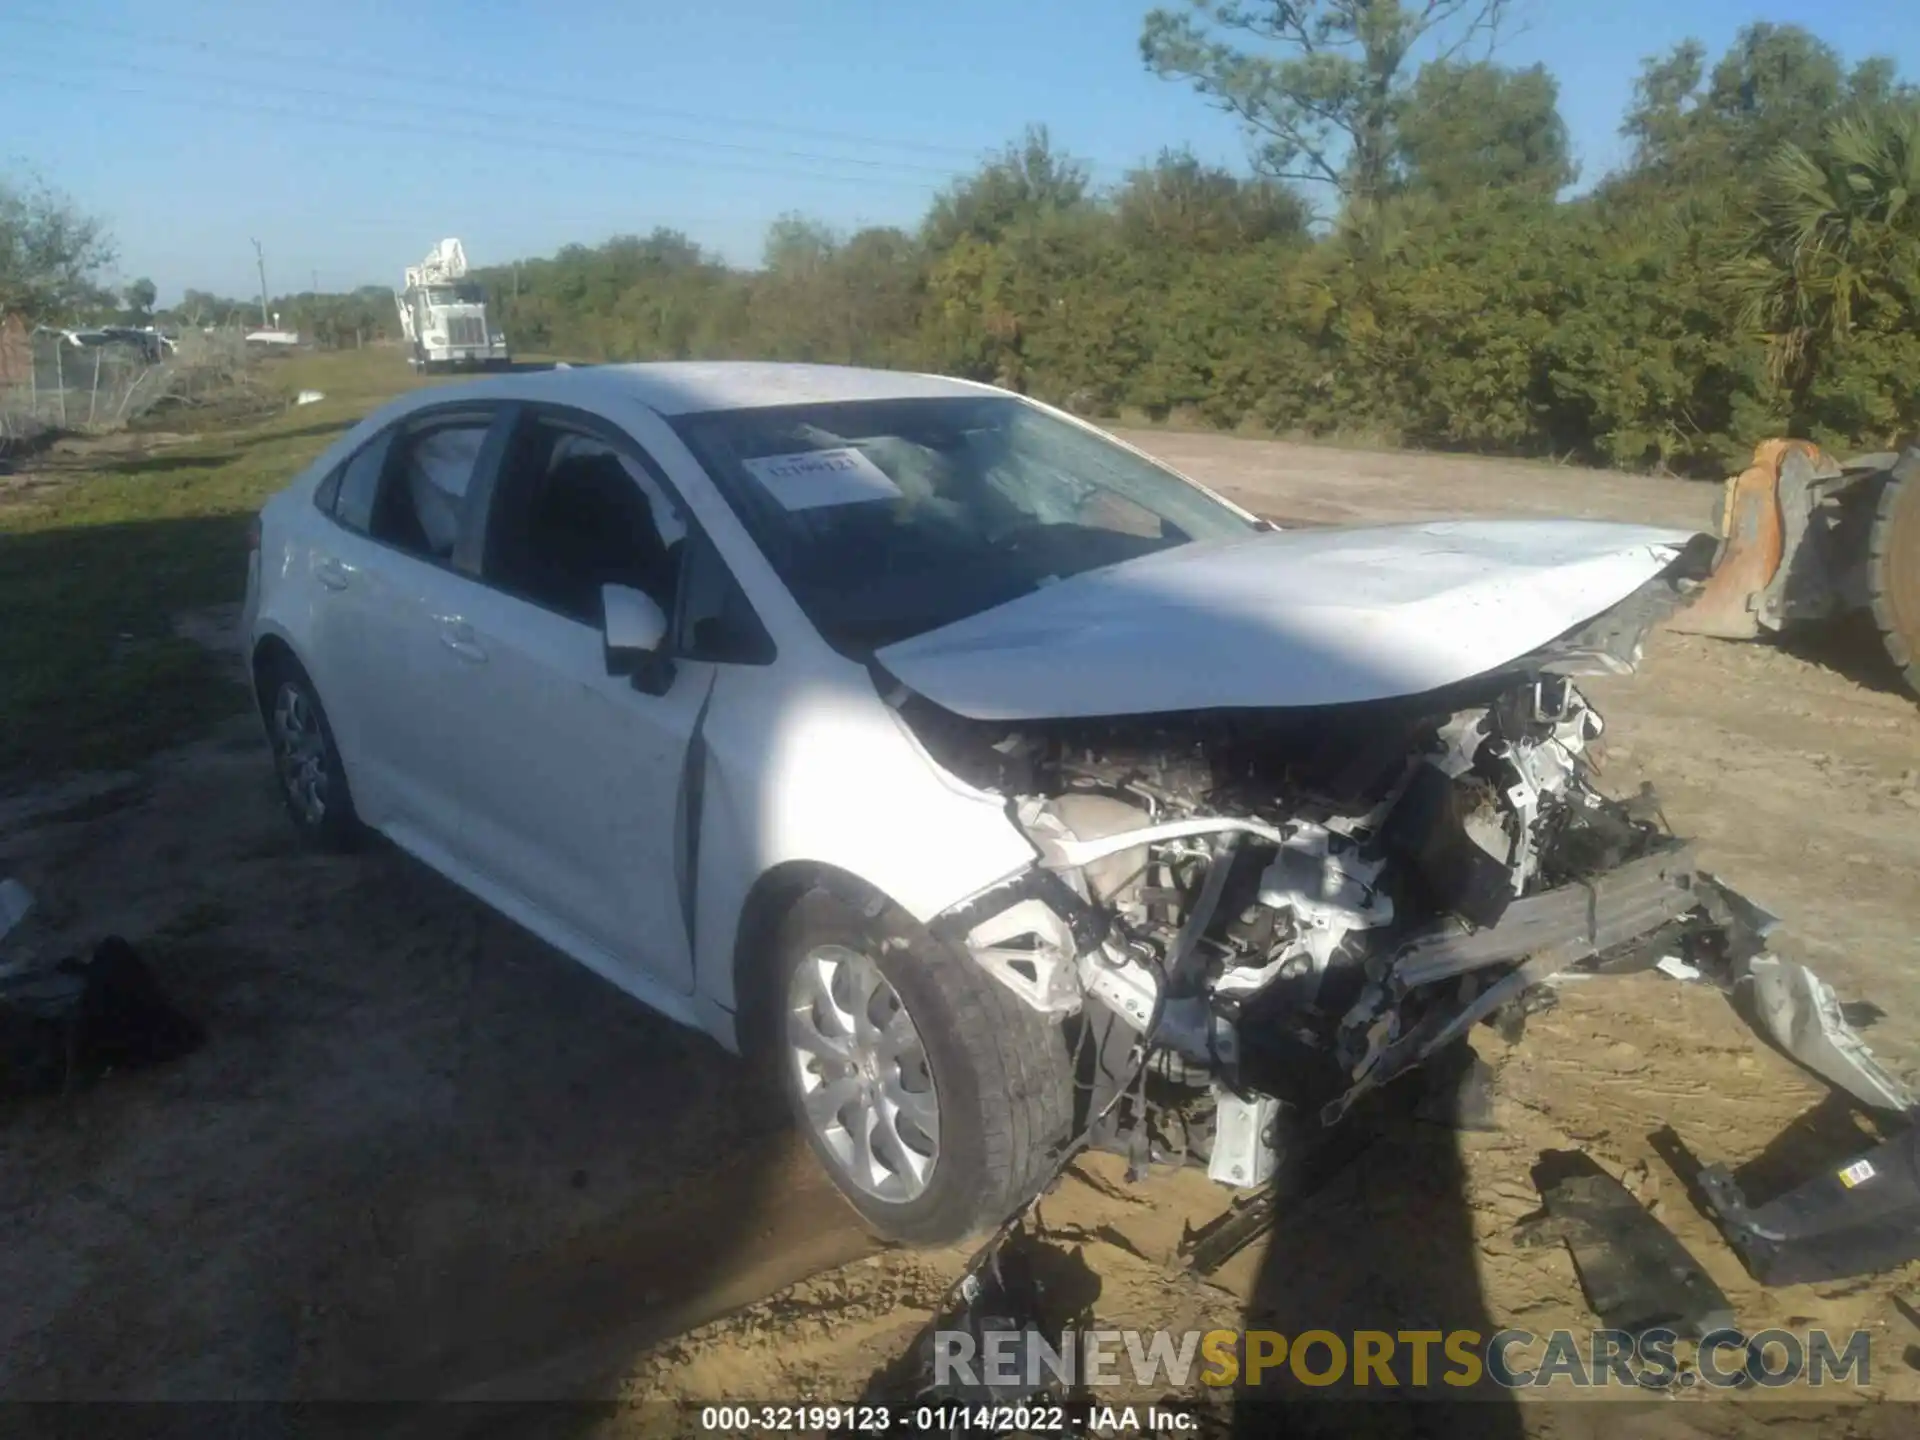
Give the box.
[934,1326,1873,1392]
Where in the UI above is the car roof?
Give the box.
[485,361,998,417]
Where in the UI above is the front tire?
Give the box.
[1868,454,1920,696]
[262,658,362,851]
[770,888,1074,1245]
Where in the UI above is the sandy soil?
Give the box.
[2,431,1916,1429]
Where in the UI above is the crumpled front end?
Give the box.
[897,572,1911,1192]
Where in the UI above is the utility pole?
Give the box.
[311,269,319,294]
[252,238,270,327]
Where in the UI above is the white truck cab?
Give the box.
[395,238,511,372]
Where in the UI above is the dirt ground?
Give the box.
[3,429,1917,1429]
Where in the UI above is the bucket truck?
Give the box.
[395,238,510,372]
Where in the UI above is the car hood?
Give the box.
[872,519,1697,719]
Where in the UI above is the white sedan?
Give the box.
[243,363,1876,1244]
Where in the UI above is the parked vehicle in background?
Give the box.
[395,238,510,373]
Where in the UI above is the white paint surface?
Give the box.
[876,519,1695,718]
[247,364,1699,1068]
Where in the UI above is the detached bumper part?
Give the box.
[1390,843,1699,987]
[1733,954,1918,1116]
[1698,1125,1920,1286]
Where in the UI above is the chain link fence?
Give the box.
[0,329,259,454]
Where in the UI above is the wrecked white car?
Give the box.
[242,363,1907,1246]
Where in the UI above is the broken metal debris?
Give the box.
[909,624,1901,1217]
[1205,1089,1282,1189]
[1178,1117,1382,1278]
[861,1199,1099,1430]
[892,618,1914,1335]
[1514,1151,1736,1341]
[863,539,1913,1407]
[1698,1123,1920,1287]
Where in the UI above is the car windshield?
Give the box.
[671,395,1258,653]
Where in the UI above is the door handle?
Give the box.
[439,621,488,664]
[315,558,351,591]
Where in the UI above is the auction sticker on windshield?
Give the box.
[742,447,902,510]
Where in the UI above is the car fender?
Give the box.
[689,660,1036,1019]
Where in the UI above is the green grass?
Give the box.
[0,348,424,788]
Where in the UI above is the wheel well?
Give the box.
[250,634,301,713]
[729,861,905,1051]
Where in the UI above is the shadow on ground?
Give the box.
[0,518,254,784]
[1227,1082,1525,1438]
[0,724,877,1408]
[1776,613,1914,700]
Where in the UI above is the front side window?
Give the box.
[483,422,686,625]
[670,395,1255,653]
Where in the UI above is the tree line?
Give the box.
[475,11,1917,475]
[0,179,398,351]
[8,7,1917,475]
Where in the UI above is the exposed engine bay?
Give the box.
[890,564,1913,1192]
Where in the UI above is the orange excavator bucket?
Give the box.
[1668,439,1827,640]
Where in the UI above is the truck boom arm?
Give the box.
[402,238,469,291]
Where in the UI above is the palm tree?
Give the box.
[1728,101,1920,424]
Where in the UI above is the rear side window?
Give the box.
[387,425,488,562]
[317,415,493,565]
[316,415,494,564]
[313,466,343,514]
[332,433,393,534]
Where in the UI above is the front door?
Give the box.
[409,412,712,990]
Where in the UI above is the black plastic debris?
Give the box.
[1698,1124,1920,1286]
[1514,1151,1736,1339]
[1,936,204,1098]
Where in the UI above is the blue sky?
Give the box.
[2,1,1914,301]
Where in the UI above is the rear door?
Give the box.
[305,403,511,834]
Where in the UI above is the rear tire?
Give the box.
[261,657,362,852]
[767,888,1075,1246]
[1867,455,1920,697]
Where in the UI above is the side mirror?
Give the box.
[601,584,674,693]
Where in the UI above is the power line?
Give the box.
[0,12,1105,172]
[0,42,979,182]
[0,70,959,194]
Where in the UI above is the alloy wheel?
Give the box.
[272,682,329,826]
[786,943,941,1204]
